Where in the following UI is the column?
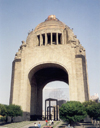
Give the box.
[56,33,58,45]
[40,34,42,46]
[62,33,64,44]
[54,107,55,120]
[45,100,46,119]
[56,100,58,120]
[49,100,51,119]
[45,33,47,45]
[47,107,48,120]
[51,33,52,45]
[63,29,66,44]
[60,34,62,44]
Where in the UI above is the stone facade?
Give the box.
[10,15,90,120]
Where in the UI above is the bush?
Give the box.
[0,104,23,123]
[82,100,96,108]
[59,101,87,125]
[0,104,7,117]
[7,104,23,122]
[0,116,6,122]
[86,103,100,120]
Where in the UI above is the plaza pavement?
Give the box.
[0,120,99,128]
[0,120,62,128]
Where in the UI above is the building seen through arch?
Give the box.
[43,81,68,120]
[10,15,90,120]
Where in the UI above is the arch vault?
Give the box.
[10,15,90,120]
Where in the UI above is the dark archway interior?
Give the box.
[29,64,69,120]
[33,67,68,85]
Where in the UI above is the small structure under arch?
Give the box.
[45,98,59,120]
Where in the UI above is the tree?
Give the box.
[82,100,96,108]
[59,101,87,125]
[7,104,23,122]
[0,104,7,116]
[86,103,100,120]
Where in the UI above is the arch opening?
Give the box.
[28,63,69,120]
[43,81,69,119]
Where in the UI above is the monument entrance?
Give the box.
[10,15,90,120]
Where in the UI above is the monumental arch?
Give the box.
[10,15,90,120]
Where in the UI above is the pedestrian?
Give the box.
[45,119,48,125]
[49,120,52,126]
[34,123,37,127]
[38,122,41,128]
[52,119,54,125]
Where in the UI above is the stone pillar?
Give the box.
[60,34,62,44]
[30,76,37,115]
[61,33,63,44]
[36,86,42,116]
[40,34,42,46]
[45,33,47,46]
[54,107,55,120]
[51,33,52,45]
[49,100,50,119]
[75,54,86,102]
[56,33,58,45]
[10,59,21,105]
[63,29,66,44]
[45,100,46,119]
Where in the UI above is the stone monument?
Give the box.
[10,15,90,120]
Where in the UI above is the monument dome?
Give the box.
[34,15,66,32]
[26,15,76,47]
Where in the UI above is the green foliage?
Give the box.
[0,116,6,122]
[59,101,87,124]
[0,104,23,122]
[82,101,100,121]
[0,104,7,116]
[7,104,23,117]
[82,100,96,108]
[86,103,100,120]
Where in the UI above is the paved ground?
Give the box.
[22,121,63,128]
[0,120,100,128]
[80,122,100,128]
[0,121,62,128]
[22,121,46,128]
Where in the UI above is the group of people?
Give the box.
[34,122,41,128]
[33,120,54,128]
[45,119,54,126]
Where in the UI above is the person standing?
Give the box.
[38,122,41,128]
[45,119,48,125]
[34,123,37,127]
[52,119,54,125]
[49,120,52,126]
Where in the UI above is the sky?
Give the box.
[0,0,100,105]
[43,84,69,110]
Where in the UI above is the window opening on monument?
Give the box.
[47,33,51,45]
[53,33,56,45]
[37,35,40,46]
[42,34,45,45]
[58,33,62,44]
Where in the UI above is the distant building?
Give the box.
[58,100,66,107]
[90,93,99,103]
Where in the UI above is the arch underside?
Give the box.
[28,63,68,120]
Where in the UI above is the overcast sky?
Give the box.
[0,0,100,105]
